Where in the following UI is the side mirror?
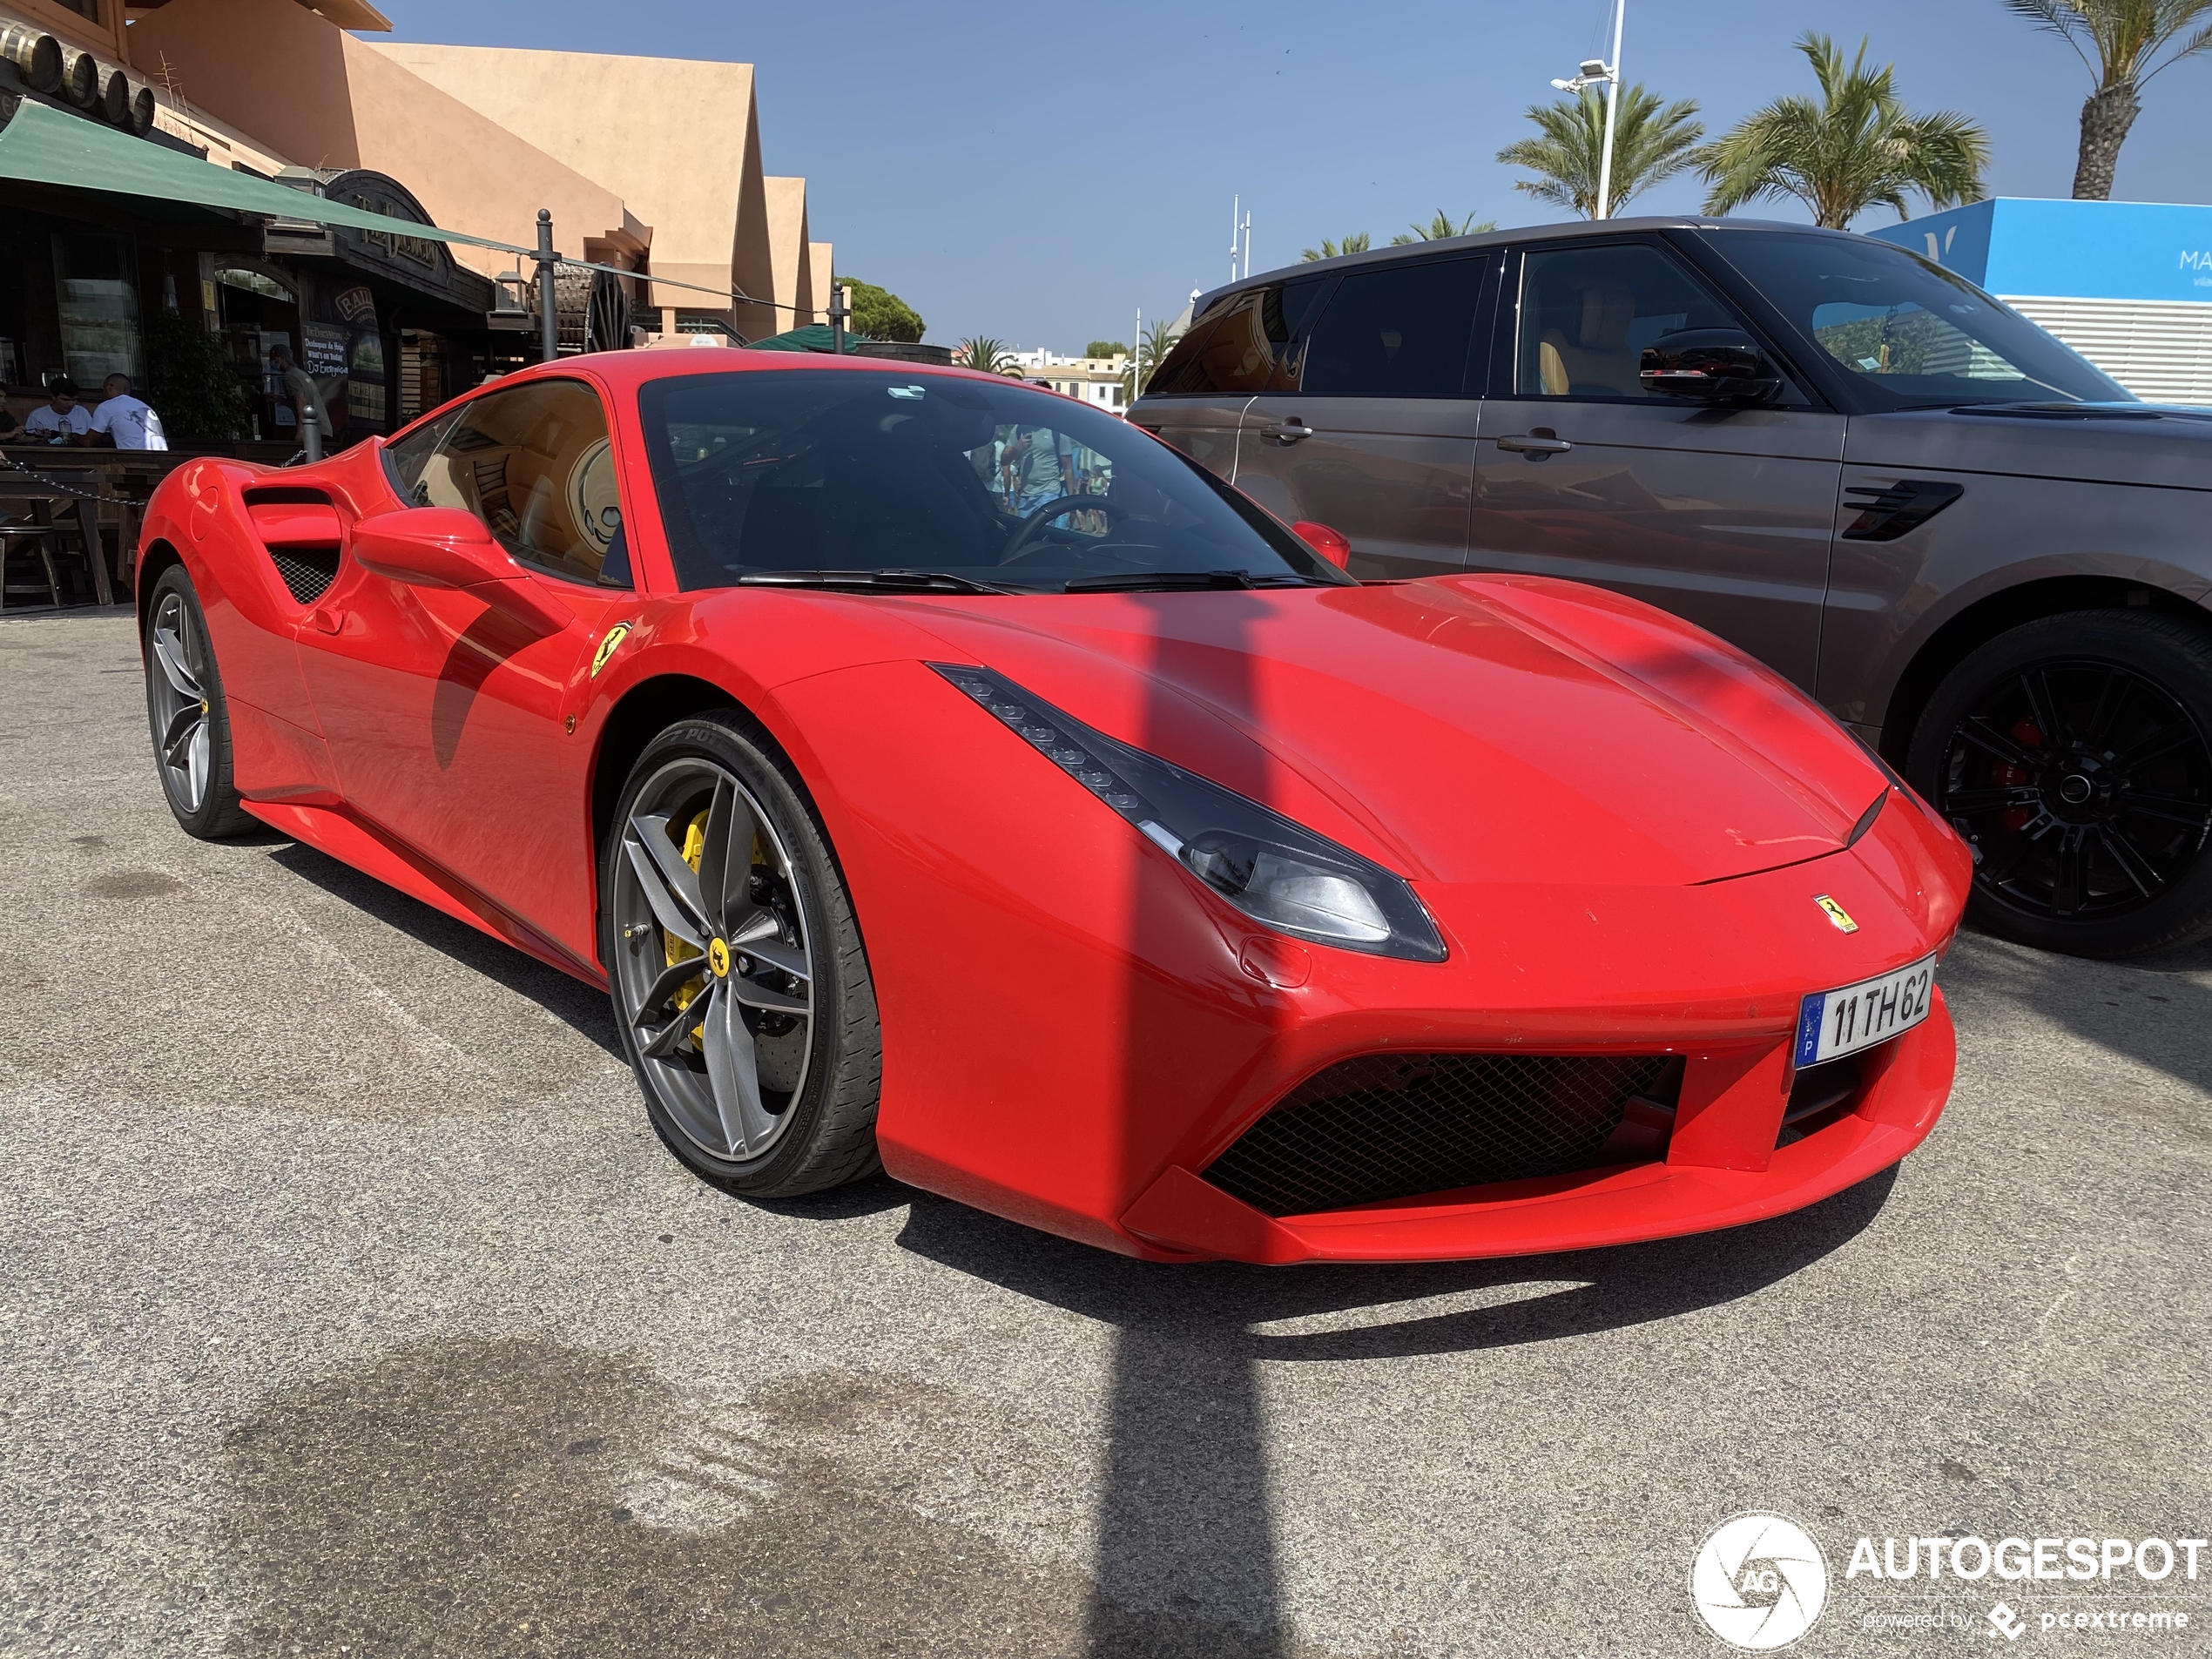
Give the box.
[351,506,572,633]
[1291,519,1352,570]
[1639,328,1781,403]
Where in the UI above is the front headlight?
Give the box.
[932,663,1447,962]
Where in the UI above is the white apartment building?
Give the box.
[1009,347,1130,414]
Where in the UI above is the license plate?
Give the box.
[1794,954,1936,1068]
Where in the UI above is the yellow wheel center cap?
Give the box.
[707,938,732,977]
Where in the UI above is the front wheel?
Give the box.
[1907,609,2212,957]
[602,712,883,1197]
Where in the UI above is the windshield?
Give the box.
[1703,229,2129,412]
[637,368,1349,593]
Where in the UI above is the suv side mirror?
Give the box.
[1639,328,1781,403]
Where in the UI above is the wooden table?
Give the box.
[0,448,202,606]
[0,457,112,606]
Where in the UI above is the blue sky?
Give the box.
[377,0,2212,352]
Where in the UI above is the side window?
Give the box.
[1143,276,1325,397]
[408,379,625,586]
[1515,243,1741,400]
[1298,256,1487,398]
[381,406,462,505]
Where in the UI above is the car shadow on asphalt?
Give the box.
[1941,932,2212,1105]
[263,840,624,1058]
[896,1168,1895,1653]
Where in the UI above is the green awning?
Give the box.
[0,93,534,259]
[747,324,863,353]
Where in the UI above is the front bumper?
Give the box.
[1116,989,1953,1262]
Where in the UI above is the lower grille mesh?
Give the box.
[269,547,340,605]
[1204,1052,1682,1217]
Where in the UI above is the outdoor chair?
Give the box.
[0,523,64,611]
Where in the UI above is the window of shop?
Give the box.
[214,265,300,442]
[53,233,144,388]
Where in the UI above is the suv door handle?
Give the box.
[1260,421,1314,443]
[1497,433,1573,454]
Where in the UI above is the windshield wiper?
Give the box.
[1062,569,1258,594]
[735,569,1015,595]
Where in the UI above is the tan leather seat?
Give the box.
[1537,281,1638,396]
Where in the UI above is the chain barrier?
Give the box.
[0,449,144,507]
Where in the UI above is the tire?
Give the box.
[1907,609,2212,957]
[601,711,883,1197]
[143,563,255,840]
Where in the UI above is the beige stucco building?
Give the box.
[4,0,829,339]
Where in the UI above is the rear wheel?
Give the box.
[1907,610,2212,957]
[143,564,254,840]
[602,713,882,1197]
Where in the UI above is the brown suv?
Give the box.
[1132,217,2212,959]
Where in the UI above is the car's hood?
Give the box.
[889,576,1889,887]
[1844,404,2212,491]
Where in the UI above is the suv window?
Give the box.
[1299,256,1486,397]
[1515,243,1741,400]
[1144,276,1325,397]
[1703,229,2128,411]
[385,379,627,587]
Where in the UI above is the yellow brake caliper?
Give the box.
[666,809,710,1044]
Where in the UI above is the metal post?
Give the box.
[302,409,321,463]
[1595,0,1625,220]
[827,281,849,354]
[535,208,558,363]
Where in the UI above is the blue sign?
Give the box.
[1871,199,2212,304]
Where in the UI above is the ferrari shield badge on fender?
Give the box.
[590,623,633,679]
[1814,894,1859,934]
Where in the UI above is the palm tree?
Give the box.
[2005,0,2212,199]
[1388,210,1496,246]
[1130,317,1181,399]
[1496,83,1705,219]
[1299,232,1372,262]
[1696,34,1988,229]
[954,336,1017,375]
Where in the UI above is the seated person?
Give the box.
[23,379,90,444]
[87,374,166,451]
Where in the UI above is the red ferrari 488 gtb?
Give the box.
[138,353,1970,1263]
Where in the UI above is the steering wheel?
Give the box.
[999,496,1130,564]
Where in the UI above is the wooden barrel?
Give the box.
[61,49,98,108]
[101,69,131,126]
[130,85,155,134]
[0,25,61,94]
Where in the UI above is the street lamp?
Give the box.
[1551,0,1626,220]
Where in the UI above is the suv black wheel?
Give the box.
[601,711,883,1197]
[1908,610,2212,958]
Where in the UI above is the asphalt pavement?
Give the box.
[3,608,2208,1657]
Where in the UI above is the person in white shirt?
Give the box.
[88,374,166,451]
[22,378,91,443]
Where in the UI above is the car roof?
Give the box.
[1193,216,1847,314]
[499,344,1024,397]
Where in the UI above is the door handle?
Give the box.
[1496,433,1573,455]
[1260,421,1314,443]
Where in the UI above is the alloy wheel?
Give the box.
[148,590,212,813]
[1934,658,2212,923]
[610,759,816,1163]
